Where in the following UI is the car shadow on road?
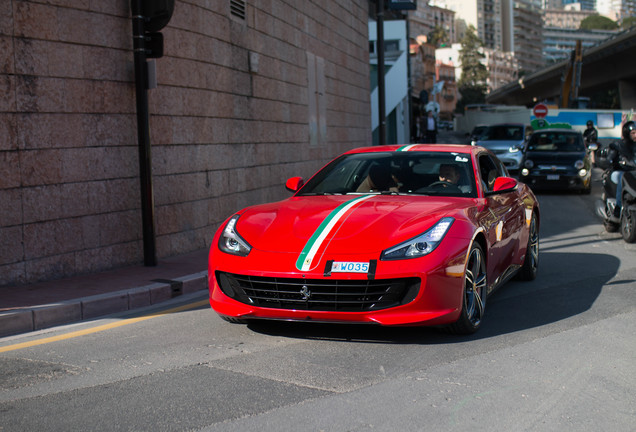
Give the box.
[246,251,617,344]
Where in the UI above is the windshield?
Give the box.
[472,126,488,137]
[298,151,477,198]
[483,125,524,141]
[527,131,585,152]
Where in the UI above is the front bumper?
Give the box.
[208,246,469,327]
[520,172,591,191]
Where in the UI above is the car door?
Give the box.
[477,153,525,287]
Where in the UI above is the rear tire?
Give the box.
[446,242,487,335]
[620,210,636,243]
[517,213,539,281]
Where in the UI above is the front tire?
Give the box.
[446,243,487,335]
[220,315,248,324]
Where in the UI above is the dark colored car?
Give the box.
[468,125,489,145]
[519,128,592,194]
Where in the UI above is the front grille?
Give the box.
[216,272,419,312]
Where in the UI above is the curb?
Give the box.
[0,271,208,338]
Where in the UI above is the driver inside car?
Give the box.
[437,164,471,194]
[439,164,460,184]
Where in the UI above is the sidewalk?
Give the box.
[0,248,210,338]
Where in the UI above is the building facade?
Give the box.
[1,0,372,286]
[543,7,596,29]
[409,2,456,45]
[562,0,596,10]
[513,0,544,73]
[543,27,619,63]
[432,0,510,51]
[484,49,519,91]
[597,0,636,21]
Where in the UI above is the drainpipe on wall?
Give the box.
[376,0,387,146]
[131,0,157,266]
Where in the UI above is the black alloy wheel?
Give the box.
[447,242,487,335]
[517,213,539,281]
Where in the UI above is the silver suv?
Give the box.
[475,123,530,173]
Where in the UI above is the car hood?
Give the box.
[477,139,523,150]
[235,195,473,254]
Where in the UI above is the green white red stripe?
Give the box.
[296,195,375,271]
[397,145,418,151]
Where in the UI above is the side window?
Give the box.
[478,154,499,192]
[495,157,509,177]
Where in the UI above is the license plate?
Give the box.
[547,174,560,180]
[331,261,369,273]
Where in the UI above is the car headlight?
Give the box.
[381,217,454,260]
[578,169,588,177]
[574,160,585,169]
[508,146,520,153]
[218,215,252,256]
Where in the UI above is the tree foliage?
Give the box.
[428,25,449,48]
[457,25,488,112]
[621,16,636,29]
[580,15,618,30]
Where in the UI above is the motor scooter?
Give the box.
[595,145,636,243]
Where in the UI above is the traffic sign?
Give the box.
[533,103,548,118]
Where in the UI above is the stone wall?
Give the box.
[0,0,371,286]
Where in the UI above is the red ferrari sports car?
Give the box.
[208,144,540,334]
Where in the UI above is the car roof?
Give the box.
[344,144,478,155]
[530,128,582,135]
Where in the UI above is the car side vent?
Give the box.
[230,0,246,20]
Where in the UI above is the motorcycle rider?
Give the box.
[605,121,636,217]
[584,120,598,165]
[583,120,598,146]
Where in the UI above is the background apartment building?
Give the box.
[1,0,371,286]
[512,0,544,73]
[543,7,596,28]
[597,0,636,21]
[432,0,508,50]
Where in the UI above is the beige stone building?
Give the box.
[1,1,371,286]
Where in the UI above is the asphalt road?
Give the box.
[1,170,635,432]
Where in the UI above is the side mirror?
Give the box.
[285,176,304,192]
[492,176,518,193]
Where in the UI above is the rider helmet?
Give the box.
[623,121,636,142]
[586,120,594,127]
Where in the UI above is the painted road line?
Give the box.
[0,299,209,354]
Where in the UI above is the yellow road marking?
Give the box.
[0,299,209,354]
